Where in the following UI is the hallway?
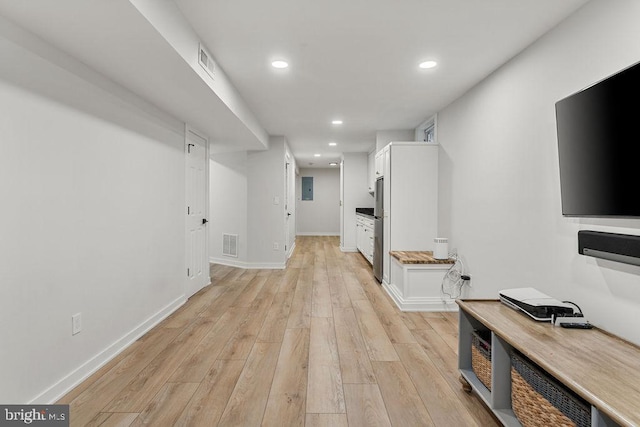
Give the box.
[59,236,497,426]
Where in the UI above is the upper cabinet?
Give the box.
[368,150,375,193]
[375,150,384,179]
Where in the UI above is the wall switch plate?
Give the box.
[72,313,82,335]
[273,196,280,205]
[273,242,279,250]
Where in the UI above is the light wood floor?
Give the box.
[59,236,498,426]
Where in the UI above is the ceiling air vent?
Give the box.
[222,233,238,258]
[198,43,215,79]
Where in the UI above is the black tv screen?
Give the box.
[555,61,640,217]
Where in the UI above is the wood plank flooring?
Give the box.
[59,236,498,426]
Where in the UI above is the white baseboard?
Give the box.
[32,295,186,404]
[382,281,458,312]
[210,257,286,270]
[296,232,340,236]
[340,246,358,252]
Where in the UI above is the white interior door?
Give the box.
[340,160,344,249]
[285,155,292,255]
[185,126,209,298]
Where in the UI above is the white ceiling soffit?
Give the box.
[0,0,268,152]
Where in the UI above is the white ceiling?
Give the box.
[175,0,588,166]
[0,0,588,167]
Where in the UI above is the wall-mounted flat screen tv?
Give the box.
[555,61,640,217]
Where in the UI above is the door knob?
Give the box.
[202,218,208,225]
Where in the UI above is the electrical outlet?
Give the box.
[273,242,279,250]
[72,313,82,335]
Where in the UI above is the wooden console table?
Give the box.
[457,299,640,427]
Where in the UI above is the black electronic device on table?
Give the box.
[499,287,575,322]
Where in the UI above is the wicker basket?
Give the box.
[471,330,492,391]
[511,351,590,427]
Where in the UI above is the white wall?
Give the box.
[0,21,186,403]
[296,168,340,236]
[341,153,374,251]
[209,151,248,264]
[437,0,640,344]
[246,137,288,267]
[375,129,415,151]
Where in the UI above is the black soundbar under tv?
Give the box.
[578,230,640,267]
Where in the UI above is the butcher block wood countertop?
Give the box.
[458,299,640,427]
[389,250,455,265]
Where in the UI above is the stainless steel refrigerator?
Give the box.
[373,177,383,282]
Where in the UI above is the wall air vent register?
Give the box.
[222,233,238,257]
[198,43,215,79]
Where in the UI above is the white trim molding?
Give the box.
[383,281,458,312]
[210,257,286,270]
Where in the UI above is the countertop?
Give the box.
[390,250,454,265]
[355,208,374,219]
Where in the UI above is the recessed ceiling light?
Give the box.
[314,153,321,157]
[419,60,438,69]
[329,162,338,166]
[271,60,289,69]
[329,142,337,146]
[331,120,343,125]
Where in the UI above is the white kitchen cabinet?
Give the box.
[364,222,374,263]
[356,216,365,253]
[374,150,384,179]
[381,142,439,287]
[368,150,375,193]
[356,214,374,264]
[382,145,391,284]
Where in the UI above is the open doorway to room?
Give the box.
[296,167,340,237]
